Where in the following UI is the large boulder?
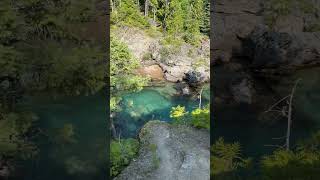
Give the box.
[114,121,210,180]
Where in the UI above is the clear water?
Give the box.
[114,83,210,138]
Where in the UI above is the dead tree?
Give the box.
[264,79,301,151]
[199,86,204,109]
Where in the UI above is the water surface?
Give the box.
[19,92,107,180]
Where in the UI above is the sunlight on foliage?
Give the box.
[170,105,188,124]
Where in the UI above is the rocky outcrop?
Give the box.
[212,0,320,104]
[114,27,210,83]
[154,41,210,83]
[114,121,210,180]
[213,0,320,66]
[242,25,320,70]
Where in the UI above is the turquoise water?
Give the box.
[19,92,107,180]
[114,84,210,137]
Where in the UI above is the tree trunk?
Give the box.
[145,0,149,16]
[110,113,117,138]
[199,86,204,109]
[286,79,301,151]
[110,0,114,12]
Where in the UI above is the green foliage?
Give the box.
[170,105,188,124]
[110,36,149,114]
[112,0,209,45]
[0,45,22,77]
[110,138,139,177]
[0,0,105,101]
[110,36,150,93]
[261,131,320,180]
[169,105,210,129]
[191,105,210,129]
[27,42,105,95]
[0,111,38,159]
[183,0,204,45]
[166,0,185,37]
[111,0,149,28]
[200,0,210,35]
[110,97,122,112]
[211,138,252,178]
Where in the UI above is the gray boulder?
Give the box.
[114,121,210,180]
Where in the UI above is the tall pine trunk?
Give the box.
[145,0,149,16]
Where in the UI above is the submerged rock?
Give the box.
[114,121,210,180]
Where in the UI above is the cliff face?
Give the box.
[115,121,210,180]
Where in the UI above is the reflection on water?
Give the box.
[19,92,107,180]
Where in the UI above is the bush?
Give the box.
[110,138,139,177]
[191,106,210,129]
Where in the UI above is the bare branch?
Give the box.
[264,95,290,113]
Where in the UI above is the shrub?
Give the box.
[110,138,139,177]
